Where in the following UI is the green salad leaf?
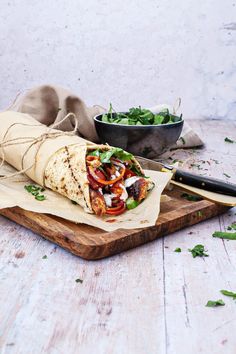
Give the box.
[88,147,134,163]
[101,105,182,126]
[100,148,133,163]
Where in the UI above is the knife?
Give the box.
[136,156,236,197]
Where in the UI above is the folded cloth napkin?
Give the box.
[7,84,203,150]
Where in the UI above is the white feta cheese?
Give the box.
[124,176,140,188]
[119,184,128,201]
[103,193,116,207]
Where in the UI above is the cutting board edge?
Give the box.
[0,203,230,260]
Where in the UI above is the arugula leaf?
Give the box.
[188,244,209,258]
[224,137,235,143]
[220,289,236,300]
[181,193,203,202]
[87,149,100,157]
[174,247,182,253]
[206,299,225,307]
[100,148,133,163]
[212,231,236,240]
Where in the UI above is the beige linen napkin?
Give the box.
[8,84,203,150]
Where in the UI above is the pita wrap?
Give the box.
[0,111,152,215]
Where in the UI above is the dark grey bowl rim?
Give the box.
[94,112,184,128]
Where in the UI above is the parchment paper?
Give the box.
[0,162,172,232]
[171,181,236,206]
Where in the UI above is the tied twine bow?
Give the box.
[0,112,79,180]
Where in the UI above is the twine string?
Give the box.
[0,112,78,180]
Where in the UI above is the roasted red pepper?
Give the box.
[124,168,136,179]
[88,165,125,186]
[106,201,126,215]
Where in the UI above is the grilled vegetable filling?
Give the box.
[86,148,154,216]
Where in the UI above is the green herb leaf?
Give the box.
[154,114,164,125]
[174,247,182,253]
[101,105,182,126]
[42,255,47,259]
[100,148,133,163]
[212,231,236,240]
[181,193,203,202]
[224,137,235,143]
[75,278,83,283]
[87,149,100,157]
[220,289,236,300]
[24,184,46,201]
[227,222,236,231]
[206,299,225,307]
[188,244,209,258]
[35,195,46,201]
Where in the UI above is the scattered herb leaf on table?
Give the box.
[220,290,236,300]
[188,244,209,258]
[206,299,225,307]
[224,137,235,143]
[181,193,203,202]
[75,278,83,284]
[212,231,236,240]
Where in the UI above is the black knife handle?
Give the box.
[174,169,236,197]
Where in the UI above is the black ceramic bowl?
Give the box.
[94,113,184,158]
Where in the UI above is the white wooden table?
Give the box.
[0,120,235,354]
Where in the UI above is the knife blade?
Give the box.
[136,156,236,197]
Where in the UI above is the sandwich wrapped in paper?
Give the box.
[0,111,158,220]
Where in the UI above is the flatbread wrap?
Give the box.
[0,111,154,217]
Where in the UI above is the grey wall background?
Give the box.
[0,0,235,119]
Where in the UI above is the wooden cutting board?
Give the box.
[0,186,229,260]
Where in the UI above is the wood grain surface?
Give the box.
[0,119,236,354]
[0,187,229,260]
